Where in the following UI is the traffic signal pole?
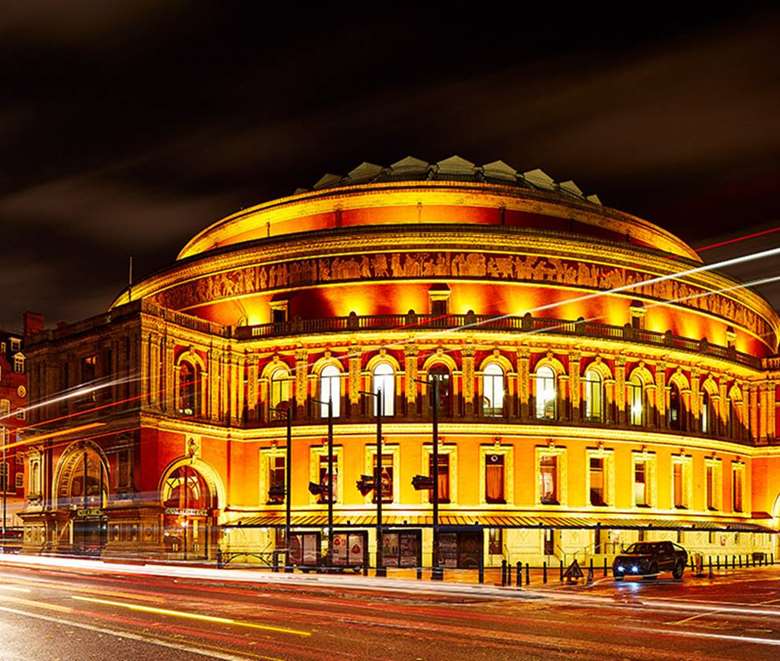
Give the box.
[326,399,334,568]
[284,406,293,572]
[375,391,385,577]
[431,378,442,580]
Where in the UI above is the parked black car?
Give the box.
[613,541,688,580]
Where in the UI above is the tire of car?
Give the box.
[672,560,685,580]
[613,572,623,581]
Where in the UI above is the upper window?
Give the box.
[701,391,710,434]
[535,366,556,419]
[428,364,452,416]
[178,361,200,416]
[732,465,744,513]
[270,368,292,418]
[668,383,682,430]
[428,453,450,504]
[0,399,10,418]
[482,362,504,416]
[634,460,649,506]
[485,453,506,504]
[10,338,20,353]
[627,375,644,426]
[319,364,341,418]
[372,453,394,504]
[583,368,603,421]
[539,455,559,504]
[13,354,24,374]
[589,457,607,506]
[372,362,394,416]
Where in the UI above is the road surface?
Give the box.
[1,557,780,660]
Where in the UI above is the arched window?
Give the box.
[535,366,556,419]
[372,362,394,416]
[668,383,682,430]
[428,364,451,416]
[701,391,710,434]
[320,364,341,418]
[482,362,504,417]
[270,368,291,419]
[178,361,199,416]
[583,368,603,422]
[627,374,644,426]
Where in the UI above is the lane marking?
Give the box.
[71,595,312,637]
[3,595,73,613]
[0,585,31,593]
[644,626,780,647]
[0,605,256,661]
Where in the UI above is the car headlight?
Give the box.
[631,565,639,573]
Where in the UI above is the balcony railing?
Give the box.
[234,312,763,368]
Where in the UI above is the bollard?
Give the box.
[363,562,368,576]
[416,566,422,580]
[507,562,513,586]
[589,557,594,576]
[716,555,720,571]
[478,554,484,584]
[689,555,694,571]
[560,559,564,582]
[771,553,774,566]
[739,555,742,568]
[216,548,223,569]
[543,561,548,584]
[732,555,736,571]
[515,562,521,587]
[603,557,608,577]
[708,556,713,579]
[501,559,507,586]
[525,562,530,586]
[272,550,279,573]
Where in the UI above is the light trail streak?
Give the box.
[71,595,312,636]
[0,422,105,453]
[696,225,780,252]
[0,605,256,661]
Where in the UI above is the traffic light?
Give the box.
[411,474,434,491]
[356,474,374,496]
[308,481,324,496]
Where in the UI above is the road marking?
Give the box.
[644,626,780,647]
[71,595,312,637]
[0,585,31,593]
[0,605,256,660]
[2,595,73,613]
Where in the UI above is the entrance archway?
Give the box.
[161,465,217,559]
[54,443,109,554]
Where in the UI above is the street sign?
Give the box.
[412,475,434,490]
[563,559,584,582]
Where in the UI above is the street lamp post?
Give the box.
[357,389,385,577]
[411,376,442,580]
[270,403,294,572]
[308,398,334,568]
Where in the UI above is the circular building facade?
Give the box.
[23,156,780,568]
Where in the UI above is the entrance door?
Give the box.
[544,529,556,556]
[73,516,107,555]
[332,531,367,568]
[288,532,321,565]
[162,466,215,560]
[438,530,483,568]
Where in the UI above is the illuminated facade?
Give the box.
[19,156,780,568]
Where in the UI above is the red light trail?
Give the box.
[696,226,780,252]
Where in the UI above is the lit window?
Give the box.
[372,453,393,504]
[634,461,648,506]
[627,375,644,426]
[15,409,25,421]
[0,462,7,491]
[701,391,710,434]
[672,456,691,509]
[583,368,603,421]
[13,354,24,373]
[178,361,199,416]
[668,383,682,430]
[485,453,505,504]
[482,362,504,416]
[589,457,606,506]
[270,368,291,418]
[732,466,744,513]
[10,338,20,353]
[319,364,341,418]
[428,364,452,416]
[317,455,338,504]
[535,366,556,419]
[267,456,286,504]
[706,460,721,511]
[372,362,394,416]
[539,455,558,504]
[15,472,23,489]
[428,454,450,504]
[0,400,10,418]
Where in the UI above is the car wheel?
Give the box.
[672,561,684,580]
[612,572,623,581]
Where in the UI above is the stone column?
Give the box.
[748,385,759,443]
[246,358,259,423]
[209,347,222,423]
[148,334,161,411]
[690,371,701,433]
[759,382,770,443]
[403,344,418,417]
[462,345,475,417]
[295,349,308,417]
[163,338,175,413]
[517,348,530,420]
[615,356,626,426]
[569,351,581,423]
[559,374,570,422]
[604,378,615,424]
[234,353,246,425]
[718,381,728,437]
[655,362,667,429]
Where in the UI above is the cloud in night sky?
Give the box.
[0,4,778,330]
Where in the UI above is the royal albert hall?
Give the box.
[19,156,780,571]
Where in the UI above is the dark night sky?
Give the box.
[1,2,779,332]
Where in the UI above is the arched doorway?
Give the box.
[55,444,109,554]
[161,465,217,559]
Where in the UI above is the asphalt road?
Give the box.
[2,558,780,660]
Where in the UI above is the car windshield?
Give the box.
[624,543,659,554]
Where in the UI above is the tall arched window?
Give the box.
[178,361,199,416]
[583,368,603,422]
[668,383,682,430]
[320,364,341,418]
[482,362,504,417]
[535,366,556,419]
[372,362,394,416]
[428,364,451,416]
[627,374,644,426]
[700,391,710,434]
[270,368,291,419]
